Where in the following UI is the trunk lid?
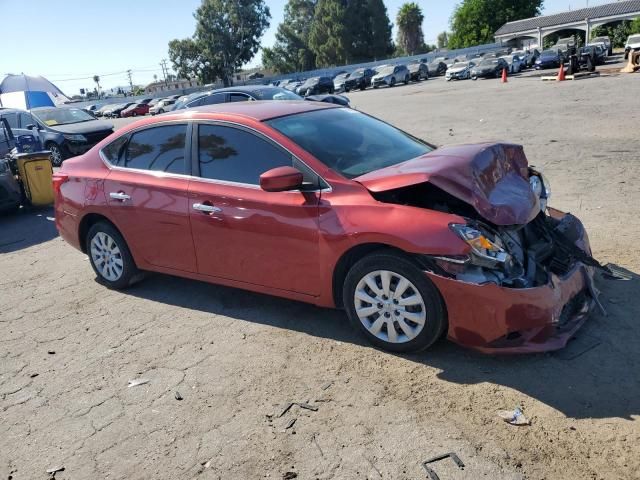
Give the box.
[355,142,540,226]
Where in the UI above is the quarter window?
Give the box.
[124,124,187,174]
[201,93,227,106]
[229,93,250,102]
[197,124,291,184]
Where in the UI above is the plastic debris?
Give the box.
[175,391,183,401]
[47,350,55,355]
[285,418,296,430]
[46,466,65,474]
[127,378,150,388]
[498,407,530,426]
[296,402,318,412]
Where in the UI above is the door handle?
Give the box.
[109,192,130,201]
[193,203,222,214]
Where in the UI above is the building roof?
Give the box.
[495,0,640,36]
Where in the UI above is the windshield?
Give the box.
[251,88,300,100]
[541,50,556,56]
[303,77,319,86]
[32,108,95,126]
[267,108,432,179]
[451,62,468,68]
[377,66,394,75]
[334,73,350,81]
[480,59,499,66]
[629,35,640,43]
[351,69,364,77]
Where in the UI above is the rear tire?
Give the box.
[404,75,410,84]
[47,142,64,167]
[343,251,447,353]
[86,221,142,289]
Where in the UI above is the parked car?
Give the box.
[149,99,176,115]
[579,45,606,67]
[103,103,134,118]
[175,86,350,109]
[372,65,410,88]
[343,68,375,90]
[535,50,562,69]
[297,77,334,96]
[333,72,351,92]
[94,104,114,117]
[426,58,447,76]
[445,61,475,81]
[0,107,114,166]
[624,34,640,60]
[121,103,150,117]
[587,41,608,59]
[82,104,100,115]
[137,98,154,105]
[284,80,304,92]
[172,92,211,111]
[248,72,264,79]
[591,36,612,56]
[500,54,523,74]
[470,58,509,80]
[407,62,429,81]
[53,101,598,355]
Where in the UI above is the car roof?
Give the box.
[159,100,338,122]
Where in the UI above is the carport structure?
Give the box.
[495,0,640,47]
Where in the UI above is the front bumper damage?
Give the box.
[426,209,599,354]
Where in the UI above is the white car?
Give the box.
[500,55,523,74]
[625,34,640,60]
[371,65,410,88]
[445,61,475,81]
[149,99,176,115]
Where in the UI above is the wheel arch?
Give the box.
[78,212,120,254]
[332,242,437,309]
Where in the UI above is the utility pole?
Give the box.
[126,69,133,95]
[159,59,169,86]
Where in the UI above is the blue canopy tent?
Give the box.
[0,74,70,109]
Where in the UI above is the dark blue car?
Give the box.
[534,50,562,70]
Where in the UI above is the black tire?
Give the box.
[389,77,396,87]
[404,75,410,84]
[47,142,65,167]
[343,251,447,353]
[86,221,142,289]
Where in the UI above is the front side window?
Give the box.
[123,124,187,174]
[2,113,18,129]
[198,124,292,184]
[229,93,250,102]
[19,112,35,128]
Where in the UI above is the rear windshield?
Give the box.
[266,108,432,179]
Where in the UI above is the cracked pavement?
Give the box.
[2,73,639,479]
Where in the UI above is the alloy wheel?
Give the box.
[49,144,63,167]
[354,270,427,344]
[90,232,124,281]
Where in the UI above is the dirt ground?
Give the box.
[1,67,639,480]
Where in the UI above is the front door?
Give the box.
[188,122,321,295]
[102,122,197,272]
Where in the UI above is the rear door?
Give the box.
[188,122,322,295]
[102,122,197,272]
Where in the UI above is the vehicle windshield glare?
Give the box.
[351,69,364,76]
[303,77,319,85]
[267,108,433,179]
[480,59,499,65]
[251,88,301,100]
[335,73,350,80]
[32,107,95,126]
[378,66,394,75]
[629,35,640,42]
[541,50,556,55]
[451,62,468,68]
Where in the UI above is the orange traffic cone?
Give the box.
[557,63,566,81]
[501,68,508,83]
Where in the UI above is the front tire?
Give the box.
[86,222,141,289]
[47,142,64,167]
[389,77,396,87]
[404,75,410,84]
[343,252,447,353]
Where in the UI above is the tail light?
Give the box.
[52,173,69,194]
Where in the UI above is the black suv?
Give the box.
[344,68,376,90]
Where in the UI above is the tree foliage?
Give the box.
[396,3,424,56]
[346,0,394,62]
[591,19,640,48]
[448,0,543,49]
[167,0,270,86]
[437,31,448,49]
[309,0,349,66]
[262,0,317,73]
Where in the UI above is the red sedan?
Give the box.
[53,101,599,353]
[120,103,150,118]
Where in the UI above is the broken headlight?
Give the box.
[530,172,550,211]
[450,224,509,267]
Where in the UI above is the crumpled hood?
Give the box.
[355,142,540,226]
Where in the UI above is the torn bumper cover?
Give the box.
[427,210,598,354]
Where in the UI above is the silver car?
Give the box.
[445,61,475,81]
[371,65,410,88]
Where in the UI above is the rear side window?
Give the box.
[229,93,250,102]
[125,124,187,174]
[102,136,128,165]
[197,124,291,184]
[201,93,227,106]
[2,113,18,129]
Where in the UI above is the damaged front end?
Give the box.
[358,143,604,353]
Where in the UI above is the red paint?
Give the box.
[121,104,150,117]
[259,166,304,192]
[54,103,595,353]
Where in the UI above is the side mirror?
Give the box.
[26,124,37,130]
[259,166,303,192]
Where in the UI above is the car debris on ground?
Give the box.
[498,407,530,426]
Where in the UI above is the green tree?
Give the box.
[591,19,640,48]
[262,0,317,73]
[437,31,448,49]
[168,38,212,82]
[396,2,424,56]
[309,0,349,66]
[448,0,543,49]
[361,0,394,60]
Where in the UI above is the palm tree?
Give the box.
[396,3,424,55]
[93,75,101,98]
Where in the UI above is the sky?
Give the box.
[0,0,608,95]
